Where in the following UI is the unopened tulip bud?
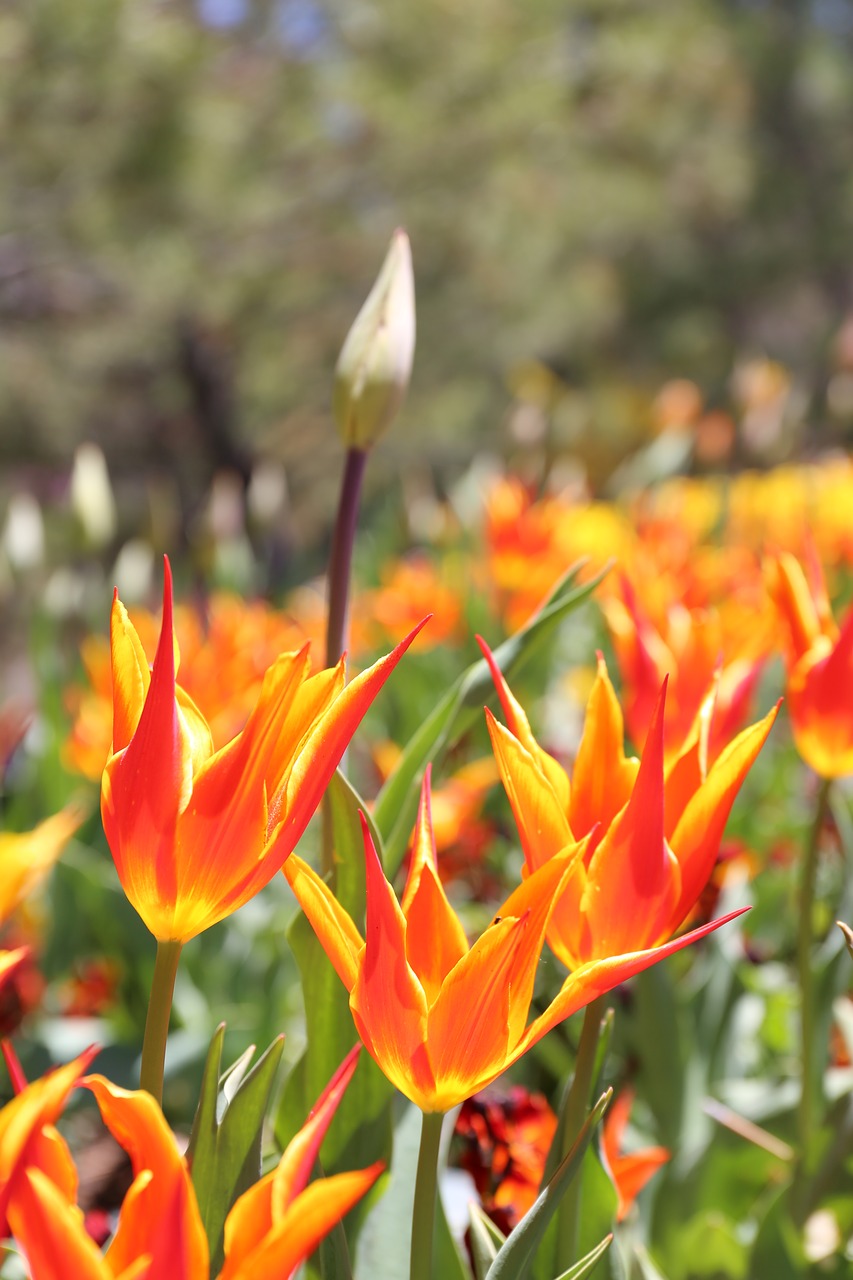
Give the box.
[333,229,415,450]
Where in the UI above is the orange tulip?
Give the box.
[286,771,746,1114]
[4,1051,382,1280]
[0,806,83,925]
[601,1089,669,1221]
[101,558,423,943]
[603,575,766,762]
[480,641,777,970]
[766,550,853,777]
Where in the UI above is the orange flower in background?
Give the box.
[101,558,423,943]
[766,550,853,777]
[481,641,777,970]
[0,806,83,925]
[4,1050,382,1280]
[286,771,745,1114]
[601,1090,670,1221]
[361,556,463,649]
[603,575,767,760]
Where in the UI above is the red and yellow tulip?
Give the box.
[101,558,423,943]
[481,641,777,970]
[286,771,748,1114]
[766,549,853,777]
[2,1049,382,1280]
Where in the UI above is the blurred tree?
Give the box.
[1,0,853,547]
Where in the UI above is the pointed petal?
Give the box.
[400,772,468,1001]
[518,908,749,1056]
[664,679,717,836]
[0,946,29,998]
[425,849,577,1109]
[486,711,572,873]
[766,553,823,660]
[83,1076,208,1279]
[7,1167,114,1280]
[670,702,778,922]
[349,818,434,1108]
[284,854,363,991]
[608,1148,670,1220]
[101,561,196,934]
[271,1045,361,1215]
[221,1165,384,1280]
[109,592,151,754]
[477,637,571,810]
[570,655,639,838]
[601,1088,634,1170]
[277,622,430,853]
[0,1047,97,1224]
[581,684,682,957]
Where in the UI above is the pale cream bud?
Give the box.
[333,228,415,450]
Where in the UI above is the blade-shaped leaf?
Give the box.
[375,561,606,874]
[553,1234,613,1280]
[485,1090,612,1280]
[469,1205,507,1280]
[187,1024,285,1273]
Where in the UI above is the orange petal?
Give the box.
[0,806,83,926]
[7,1168,114,1280]
[663,679,716,836]
[400,772,468,1002]
[670,702,778,922]
[477,638,571,812]
[609,1147,670,1220]
[349,819,434,1107]
[0,1047,97,1225]
[221,1165,384,1280]
[485,711,572,873]
[519,908,749,1057]
[109,592,152,754]
[83,1075,208,1279]
[580,683,682,957]
[766,553,823,660]
[570,655,639,838]
[284,854,363,991]
[788,606,853,777]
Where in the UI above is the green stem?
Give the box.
[796,776,831,1171]
[555,996,607,1270]
[140,939,182,1105]
[410,1110,444,1280]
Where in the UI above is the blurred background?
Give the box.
[4,0,853,576]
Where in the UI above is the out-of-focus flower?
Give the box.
[482,642,776,970]
[333,228,415,451]
[601,1090,669,1221]
[65,592,316,781]
[101,558,423,943]
[3,1050,382,1280]
[766,550,853,777]
[362,556,463,649]
[454,1086,557,1232]
[0,807,83,925]
[603,576,766,760]
[70,443,117,548]
[60,959,122,1018]
[286,770,743,1114]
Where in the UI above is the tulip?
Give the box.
[333,229,415,452]
[766,550,853,777]
[480,641,777,969]
[4,1051,382,1280]
[0,807,83,925]
[285,770,747,1115]
[101,558,424,945]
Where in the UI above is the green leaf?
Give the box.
[187,1024,285,1273]
[749,1183,805,1279]
[553,1234,613,1280]
[375,561,605,875]
[278,771,394,1179]
[485,1090,611,1280]
[469,1205,507,1280]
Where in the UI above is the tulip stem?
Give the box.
[556,995,607,1269]
[796,775,831,1171]
[326,445,368,671]
[411,1110,444,1280]
[140,939,182,1105]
